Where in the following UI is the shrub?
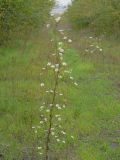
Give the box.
[67,0,120,36]
[0,0,53,45]
[67,0,100,29]
[92,1,120,36]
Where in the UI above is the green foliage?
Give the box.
[67,0,120,36]
[0,0,53,45]
[0,29,120,159]
[67,0,99,29]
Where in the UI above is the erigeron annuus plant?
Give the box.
[32,16,78,160]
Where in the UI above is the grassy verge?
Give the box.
[57,17,120,159]
[0,17,120,159]
[0,28,55,159]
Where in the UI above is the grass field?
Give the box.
[0,17,120,159]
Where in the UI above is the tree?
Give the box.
[0,0,53,45]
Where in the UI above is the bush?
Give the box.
[67,0,120,36]
[92,2,120,36]
[67,0,100,29]
[0,0,53,45]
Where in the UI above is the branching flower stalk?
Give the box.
[34,15,77,159]
[45,69,60,160]
[45,18,61,160]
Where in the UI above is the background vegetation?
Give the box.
[0,0,120,159]
[0,0,53,45]
[67,0,120,37]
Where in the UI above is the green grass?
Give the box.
[0,26,120,159]
[61,28,120,159]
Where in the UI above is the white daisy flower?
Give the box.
[63,36,67,40]
[70,76,74,80]
[59,93,63,96]
[57,106,62,110]
[55,115,60,117]
[40,121,43,124]
[96,45,99,49]
[85,49,89,52]
[58,117,61,121]
[55,17,61,23]
[32,126,35,129]
[60,57,63,60]
[58,42,63,45]
[35,130,37,134]
[74,82,78,86]
[61,131,66,135]
[44,118,47,122]
[68,39,72,43]
[58,48,64,53]
[46,24,50,28]
[50,13,54,16]
[40,106,44,109]
[50,90,54,93]
[39,152,43,155]
[58,29,64,32]
[58,75,62,79]
[59,52,63,56]
[64,70,70,73]
[47,62,51,66]
[55,64,59,67]
[51,132,55,136]
[55,68,59,72]
[56,139,60,142]
[40,83,45,87]
[51,65,55,68]
[59,125,62,128]
[62,62,67,66]
[63,104,66,108]
[56,104,60,107]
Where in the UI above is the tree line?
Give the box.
[0,0,53,45]
[67,0,120,37]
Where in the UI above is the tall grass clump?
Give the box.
[0,0,53,45]
[67,0,120,37]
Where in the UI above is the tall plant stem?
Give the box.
[45,71,59,160]
[45,22,60,160]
